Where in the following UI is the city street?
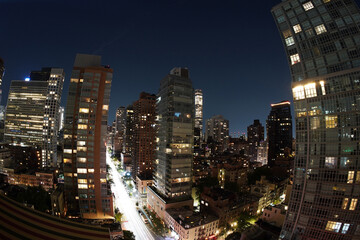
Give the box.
[107,152,157,240]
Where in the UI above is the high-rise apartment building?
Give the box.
[266,101,293,167]
[132,92,156,181]
[272,0,360,239]
[63,54,113,219]
[59,107,65,132]
[114,106,126,153]
[5,68,64,168]
[205,115,229,153]
[152,67,194,200]
[247,119,264,160]
[194,89,203,155]
[125,105,134,156]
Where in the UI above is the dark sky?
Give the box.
[1,0,305,135]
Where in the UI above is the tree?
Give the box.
[237,212,258,232]
[122,230,135,240]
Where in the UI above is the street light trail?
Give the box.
[107,152,155,240]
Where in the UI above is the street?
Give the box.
[107,152,157,240]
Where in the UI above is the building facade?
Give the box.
[272,0,360,239]
[132,92,156,181]
[114,106,126,153]
[266,101,293,167]
[63,54,113,219]
[247,119,265,160]
[205,115,229,153]
[153,67,194,201]
[5,68,64,168]
[0,58,4,105]
[194,89,203,155]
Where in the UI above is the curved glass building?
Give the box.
[272,0,360,239]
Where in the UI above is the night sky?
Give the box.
[2,0,347,136]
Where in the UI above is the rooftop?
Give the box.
[166,207,218,229]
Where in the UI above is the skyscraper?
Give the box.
[0,58,4,105]
[124,104,134,156]
[63,54,113,219]
[5,68,64,168]
[194,89,203,155]
[205,115,230,153]
[132,92,156,181]
[148,67,194,215]
[272,0,360,238]
[266,101,293,167]
[247,119,264,160]
[114,106,126,154]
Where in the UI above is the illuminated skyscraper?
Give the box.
[272,0,360,238]
[194,89,203,155]
[0,58,4,105]
[132,92,156,181]
[114,106,126,153]
[151,67,194,200]
[5,68,64,168]
[59,107,65,132]
[63,54,113,219]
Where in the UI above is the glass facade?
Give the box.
[272,0,360,239]
[154,67,194,200]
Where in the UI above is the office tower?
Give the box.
[124,105,134,156]
[153,67,194,199]
[266,101,293,167]
[194,89,203,155]
[247,119,264,160]
[272,0,360,239]
[63,54,113,219]
[58,107,65,132]
[0,58,4,105]
[205,115,230,153]
[5,68,64,168]
[132,92,156,181]
[114,106,126,153]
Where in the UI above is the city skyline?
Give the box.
[1,0,309,134]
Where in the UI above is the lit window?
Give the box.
[342,223,350,234]
[77,168,87,174]
[349,199,358,210]
[304,83,317,98]
[88,169,95,173]
[342,198,349,209]
[64,149,72,154]
[100,178,107,183]
[77,157,87,163]
[78,179,87,183]
[283,30,292,38]
[70,78,79,83]
[292,85,305,100]
[315,24,327,35]
[290,53,300,65]
[323,0,331,2]
[285,37,295,46]
[78,184,88,189]
[320,81,326,95]
[103,105,109,110]
[77,147,87,152]
[78,124,87,130]
[325,221,342,232]
[325,157,336,168]
[77,141,86,146]
[293,24,302,33]
[348,171,355,183]
[64,158,72,164]
[79,108,89,113]
[325,116,337,128]
[303,2,314,11]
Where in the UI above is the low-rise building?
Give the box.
[3,168,54,191]
[260,204,287,228]
[165,207,219,240]
[51,183,65,217]
[136,176,152,195]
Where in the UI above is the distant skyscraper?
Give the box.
[266,101,292,167]
[5,68,64,168]
[205,115,229,153]
[63,54,113,219]
[124,105,134,156]
[58,107,65,132]
[153,67,194,200]
[132,92,156,180]
[114,106,126,153]
[0,58,4,105]
[247,119,264,160]
[272,0,360,238]
[194,89,203,155]
[256,140,268,166]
